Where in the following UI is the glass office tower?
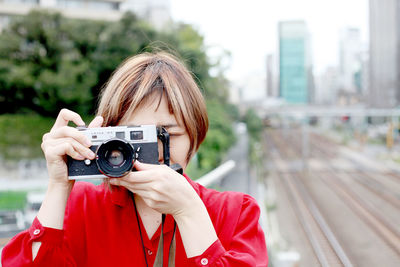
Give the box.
[279,21,311,104]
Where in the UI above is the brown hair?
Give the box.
[96,52,208,163]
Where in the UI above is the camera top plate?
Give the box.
[79,125,158,145]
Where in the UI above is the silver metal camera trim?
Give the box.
[70,174,106,180]
[80,124,157,145]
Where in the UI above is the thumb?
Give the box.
[88,116,104,128]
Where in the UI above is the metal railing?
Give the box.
[196,160,236,187]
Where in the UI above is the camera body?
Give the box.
[67,125,159,180]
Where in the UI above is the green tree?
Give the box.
[0,11,101,115]
[0,10,238,174]
[243,108,263,141]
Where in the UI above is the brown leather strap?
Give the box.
[168,224,177,267]
[153,215,176,267]
[153,226,163,266]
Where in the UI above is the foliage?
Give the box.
[0,191,27,210]
[0,11,103,115]
[242,108,263,167]
[243,108,263,141]
[198,100,236,166]
[0,10,237,175]
[0,114,95,160]
[0,114,53,159]
[186,101,238,178]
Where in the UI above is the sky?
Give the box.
[170,0,368,86]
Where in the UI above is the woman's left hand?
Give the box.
[109,161,201,217]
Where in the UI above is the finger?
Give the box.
[52,109,85,130]
[42,132,51,142]
[109,178,129,187]
[43,137,95,160]
[126,181,153,191]
[109,180,152,198]
[45,142,85,162]
[49,126,91,147]
[134,160,159,171]
[109,176,153,188]
[111,172,153,186]
[59,137,95,159]
[123,170,158,184]
[88,116,104,128]
[129,189,153,200]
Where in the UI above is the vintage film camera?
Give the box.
[67,125,179,180]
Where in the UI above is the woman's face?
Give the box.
[120,94,191,169]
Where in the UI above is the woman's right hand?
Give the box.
[41,109,104,189]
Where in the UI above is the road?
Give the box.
[219,123,258,197]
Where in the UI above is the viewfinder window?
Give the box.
[130,131,143,140]
[116,132,125,139]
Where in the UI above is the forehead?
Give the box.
[121,94,182,128]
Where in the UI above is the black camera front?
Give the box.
[96,138,135,178]
[67,125,159,180]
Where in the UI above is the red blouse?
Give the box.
[1,175,268,266]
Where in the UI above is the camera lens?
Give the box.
[96,138,135,178]
[106,150,124,166]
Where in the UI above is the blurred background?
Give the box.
[0,0,400,266]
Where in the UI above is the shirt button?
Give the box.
[147,249,153,255]
[33,229,41,235]
[200,258,208,265]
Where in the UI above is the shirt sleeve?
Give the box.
[1,217,76,267]
[187,194,268,267]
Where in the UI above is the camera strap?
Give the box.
[150,126,180,266]
[132,196,149,267]
[132,194,177,267]
[153,214,177,267]
[157,127,170,166]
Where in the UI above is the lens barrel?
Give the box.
[95,138,135,178]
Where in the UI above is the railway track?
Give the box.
[266,128,400,259]
[311,133,400,187]
[265,131,354,267]
[302,134,400,206]
[320,170,400,256]
[307,133,400,256]
[278,129,400,213]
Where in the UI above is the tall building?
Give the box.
[360,49,369,100]
[0,0,125,28]
[266,53,279,98]
[122,0,171,30]
[0,0,170,31]
[339,28,362,94]
[369,0,400,108]
[315,67,340,105]
[278,21,312,104]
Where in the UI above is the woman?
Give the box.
[1,52,268,266]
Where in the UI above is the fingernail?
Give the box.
[87,151,95,158]
[109,179,116,184]
[95,116,103,123]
